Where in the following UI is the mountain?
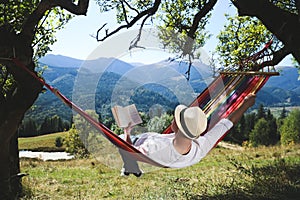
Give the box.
[39,54,83,68]
[259,66,300,106]
[24,54,300,127]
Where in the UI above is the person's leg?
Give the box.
[118,134,142,177]
[118,148,143,177]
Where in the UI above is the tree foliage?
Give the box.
[64,124,89,158]
[39,115,68,135]
[147,113,173,133]
[157,0,211,57]
[216,15,281,70]
[232,0,300,66]
[226,104,281,146]
[55,136,64,148]
[0,0,73,59]
[95,0,216,78]
[249,118,271,147]
[280,109,300,145]
[18,118,38,137]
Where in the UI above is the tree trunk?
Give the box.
[0,108,30,199]
[0,140,11,199]
[10,132,22,198]
[0,57,42,199]
[0,132,22,200]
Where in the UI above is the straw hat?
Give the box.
[174,105,207,139]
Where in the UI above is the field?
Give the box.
[19,134,300,200]
[19,132,66,152]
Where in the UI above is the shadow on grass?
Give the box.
[189,158,300,200]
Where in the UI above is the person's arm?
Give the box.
[228,93,256,125]
[123,123,134,144]
[196,94,256,156]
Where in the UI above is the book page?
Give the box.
[111,106,130,127]
[111,104,142,128]
[127,104,142,126]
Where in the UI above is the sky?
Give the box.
[49,0,293,66]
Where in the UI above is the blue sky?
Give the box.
[49,0,292,66]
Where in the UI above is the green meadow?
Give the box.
[19,133,300,199]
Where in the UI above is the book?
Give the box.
[111,104,143,128]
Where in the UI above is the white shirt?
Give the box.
[134,118,233,168]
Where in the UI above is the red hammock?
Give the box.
[11,38,278,167]
[12,58,278,167]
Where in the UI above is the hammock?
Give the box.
[12,59,275,167]
[11,49,278,168]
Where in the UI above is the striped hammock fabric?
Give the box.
[163,74,270,149]
[12,58,271,167]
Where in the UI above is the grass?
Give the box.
[19,136,300,199]
[19,132,67,152]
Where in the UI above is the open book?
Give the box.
[111,104,143,128]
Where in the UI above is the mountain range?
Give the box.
[25,54,300,125]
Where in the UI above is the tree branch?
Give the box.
[252,45,291,70]
[21,0,89,45]
[232,0,300,63]
[129,13,152,50]
[96,0,161,42]
[188,0,217,39]
[122,0,139,14]
[183,0,217,56]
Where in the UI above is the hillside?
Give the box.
[23,54,300,129]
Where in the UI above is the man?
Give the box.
[119,93,256,176]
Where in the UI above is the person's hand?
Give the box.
[124,122,134,135]
[228,93,256,125]
[243,93,256,108]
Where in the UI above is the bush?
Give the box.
[55,136,64,147]
[147,113,173,133]
[64,124,89,158]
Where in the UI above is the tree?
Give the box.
[249,109,279,147]
[256,104,266,120]
[96,0,217,79]
[39,115,66,135]
[249,118,271,147]
[225,115,247,144]
[18,118,38,137]
[266,109,280,145]
[0,1,89,198]
[55,136,64,148]
[277,106,287,130]
[280,109,300,145]
[244,112,256,136]
[216,1,300,71]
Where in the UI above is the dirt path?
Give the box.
[218,141,244,151]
